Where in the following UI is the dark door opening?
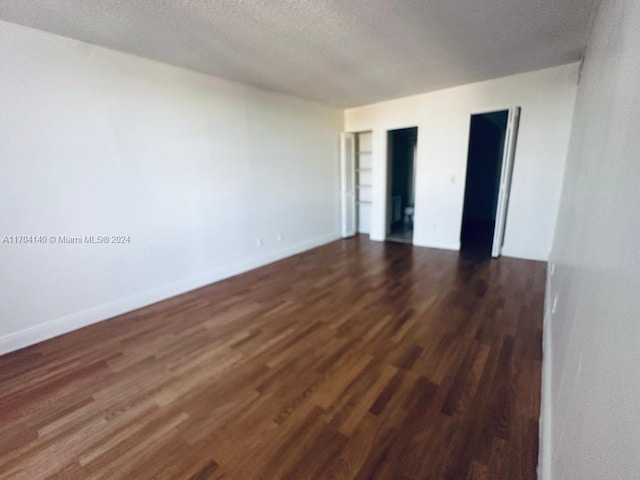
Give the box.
[387,127,417,244]
[460,110,509,257]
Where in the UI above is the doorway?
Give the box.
[460,108,519,257]
[386,127,417,244]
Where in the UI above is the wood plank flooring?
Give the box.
[0,236,545,479]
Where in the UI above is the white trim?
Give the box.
[538,266,554,480]
[373,237,546,260]
[501,246,549,261]
[492,106,520,258]
[413,240,461,251]
[0,232,340,356]
[468,104,518,116]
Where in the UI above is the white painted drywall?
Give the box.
[543,1,640,478]
[345,64,579,260]
[0,20,342,354]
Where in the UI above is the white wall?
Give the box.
[0,20,343,354]
[345,64,578,260]
[543,1,640,479]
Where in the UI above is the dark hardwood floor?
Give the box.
[0,236,545,479]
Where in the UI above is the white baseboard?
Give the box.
[501,245,549,262]
[539,313,553,480]
[0,232,340,356]
[370,232,460,252]
[413,239,461,251]
[374,235,547,262]
[538,268,554,480]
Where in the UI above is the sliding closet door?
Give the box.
[491,107,521,257]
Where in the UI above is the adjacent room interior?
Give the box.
[386,127,417,244]
[460,110,510,257]
[1,1,639,479]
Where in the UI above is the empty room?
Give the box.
[1,1,639,479]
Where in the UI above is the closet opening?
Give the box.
[340,131,372,238]
[460,108,520,257]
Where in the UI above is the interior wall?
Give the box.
[544,1,640,478]
[0,20,343,354]
[345,64,579,260]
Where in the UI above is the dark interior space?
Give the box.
[460,111,508,257]
[387,127,417,243]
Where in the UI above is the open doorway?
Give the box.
[460,108,519,257]
[386,127,417,244]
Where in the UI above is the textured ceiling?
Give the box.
[0,0,598,107]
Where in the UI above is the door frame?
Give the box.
[459,106,521,257]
